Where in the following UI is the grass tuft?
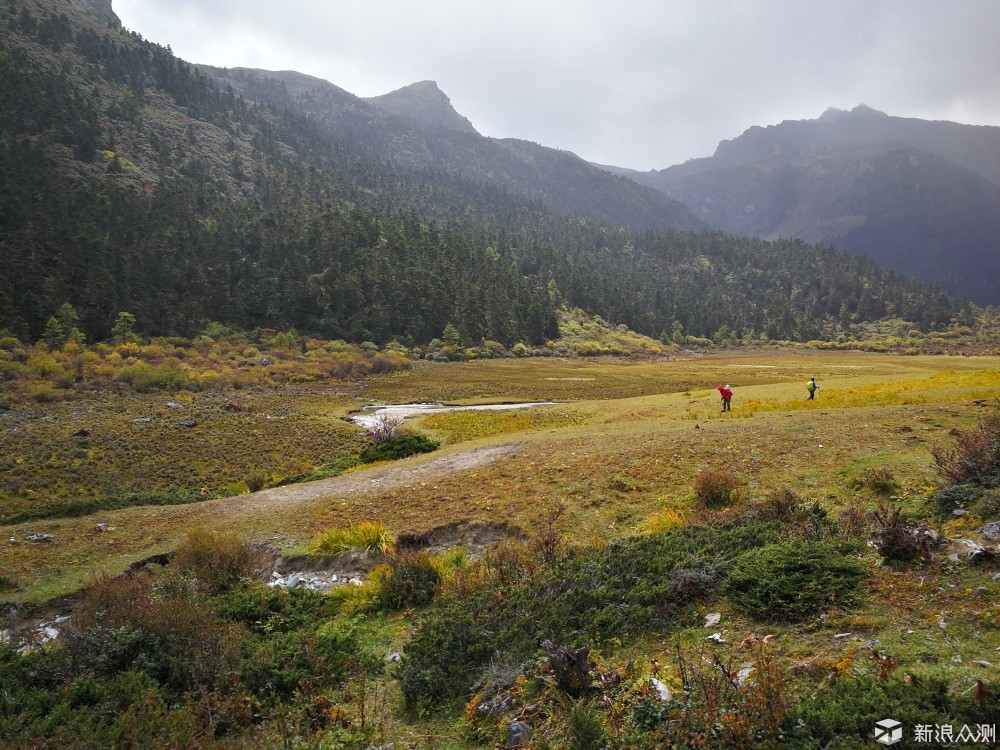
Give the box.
[311,521,396,557]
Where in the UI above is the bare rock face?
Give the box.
[74,0,121,27]
[364,80,479,135]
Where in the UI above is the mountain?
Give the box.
[72,0,119,27]
[611,106,1000,304]
[0,0,960,347]
[201,66,703,233]
[364,80,478,135]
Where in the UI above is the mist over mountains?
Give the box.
[0,0,972,347]
[199,67,703,233]
[606,105,1000,304]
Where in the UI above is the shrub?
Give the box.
[752,487,802,522]
[400,522,779,710]
[117,362,188,392]
[171,528,271,593]
[855,467,899,495]
[784,673,966,748]
[64,573,246,692]
[693,468,741,507]
[932,409,1000,488]
[311,521,396,556]
[376,551,441,610]
[930,483,979,515]
[869,504,942,562]
[369,412,403,442]
[245,468,268,493]
[838,500,870,538]
[359,434,439,463]
[723,540,866,622]
[568,699,609,750]
[215,584,339,634]
[642,644,788,749]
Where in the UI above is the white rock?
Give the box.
[704,613,721,628]
[736,662,755,687]
[650,678,671,702]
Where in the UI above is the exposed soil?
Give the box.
[397,520,527,554]
[196,442,523,522]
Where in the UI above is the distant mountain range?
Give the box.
[207,64,1000,304]
[201,68,703,233]
[0,0,963,345]
[602,106,1000,304]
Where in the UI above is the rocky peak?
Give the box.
[364,80,479,135]
[73,0,121,27]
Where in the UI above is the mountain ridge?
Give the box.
[608,106,1000,304]
[199,64,705,233]
[363,79,479,135]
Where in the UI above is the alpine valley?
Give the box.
[2,2,1000,750]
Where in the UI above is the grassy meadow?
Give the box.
[2,348,999,748]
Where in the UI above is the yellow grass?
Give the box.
[2,349,998,603]
[310,521,396,556]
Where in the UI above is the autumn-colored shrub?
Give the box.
[854,467,899,495]
[869,503,943,562]
[375,550,441,610]
[632,644,787,750]
[65,573,246,692]
[693,467,741,507]
[932,408,1000,488]
[171,527,271,593]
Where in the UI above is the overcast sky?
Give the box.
[113,0,1000,170]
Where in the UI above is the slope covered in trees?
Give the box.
[0,0,962,347]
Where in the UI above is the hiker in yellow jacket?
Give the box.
[807,377,819,400]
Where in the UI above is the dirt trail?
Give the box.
[197,442,523,522]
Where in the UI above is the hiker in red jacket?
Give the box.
[718,384,733,412]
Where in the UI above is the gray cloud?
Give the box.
[114,0,1000,170]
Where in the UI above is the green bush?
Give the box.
[399,521,778,710]
[568,699,609,750]
[359,433,439,463]
[377,551,441,610]
[931,483,979,515]
[723,540,866,622]
[784,673,994,748]
[215,584,339,634]
[0,571,376,747]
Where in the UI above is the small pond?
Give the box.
[348,401,560,430]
